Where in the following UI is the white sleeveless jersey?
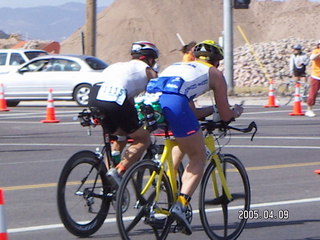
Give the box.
[159,61,211,100]
[97,60,149,99]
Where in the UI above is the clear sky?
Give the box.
[0,0,115,8]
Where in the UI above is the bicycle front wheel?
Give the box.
[57,150,110,237]
[199,154,250,240]
[275,83,294,105]
[116,160,174,240]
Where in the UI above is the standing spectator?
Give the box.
[180,41,197,62]
[306,41,320,117]
[289,44,309,83]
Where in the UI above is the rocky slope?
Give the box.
[231,38,318,88]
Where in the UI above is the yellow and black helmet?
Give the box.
[194,40,224,62]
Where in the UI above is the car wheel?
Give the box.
[73,84,91,106]
[6,100,20,107]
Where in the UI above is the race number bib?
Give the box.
[96,85,127,105]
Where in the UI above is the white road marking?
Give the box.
[8,197,320,233]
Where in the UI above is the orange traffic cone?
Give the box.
[264,80,279,108]
[0,84,10,112]
[289,83,304,116]
[0,189,9,240]
[41,88,60,123]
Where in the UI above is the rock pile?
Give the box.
[227,38,319,88]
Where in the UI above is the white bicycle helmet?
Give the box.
[131,41,159,59]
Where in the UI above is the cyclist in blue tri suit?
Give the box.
[146,40,243,235]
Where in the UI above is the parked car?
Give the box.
[0,49,48,73]
[0,54,108,106]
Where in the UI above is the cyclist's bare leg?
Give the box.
[175,130,206,197]
[115,126,151,174]
[172,145,185,170]
[111,140,127,152]
[103,129,128,169]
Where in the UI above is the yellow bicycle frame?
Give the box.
[141,138,178,202]
[141,132,233,214]
[205,133,233,201]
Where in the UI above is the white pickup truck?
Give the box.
[0,49,48,73]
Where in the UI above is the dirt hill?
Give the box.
[61,0,320,70]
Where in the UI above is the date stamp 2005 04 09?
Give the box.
[238,209,290,220]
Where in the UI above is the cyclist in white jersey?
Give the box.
[146,40,243,235]
[89,41,159,184]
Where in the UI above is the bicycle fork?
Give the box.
[140,139,178,217]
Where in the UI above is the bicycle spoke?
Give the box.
[125,205,146,232]
[204,195,229,205]
[231,193,246,200]
[222,203,228,238]
[125,192,156,233]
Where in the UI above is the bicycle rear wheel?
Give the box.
[199,154,250,240]
[57,150,110,237]
[116,160,174,240]
[275,83,294,105]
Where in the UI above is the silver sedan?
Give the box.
[0,54,108,106]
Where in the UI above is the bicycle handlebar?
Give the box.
[200,120,258,141]
[77,108,258,141]
[77,108,103,127]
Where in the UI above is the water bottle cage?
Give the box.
[140,104,158,132]
[135,96,165,131]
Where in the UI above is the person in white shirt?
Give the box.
[289,44,310,82]
[89,41,159,184]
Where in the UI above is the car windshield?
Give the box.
[25,51,48,60]
[85,57,108,70]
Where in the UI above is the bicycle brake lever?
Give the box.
[249,122,257,141]
[227,121,257,141]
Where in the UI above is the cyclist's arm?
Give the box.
[209,67,242,121]
[189,100,213,119]
[146,67,158,80]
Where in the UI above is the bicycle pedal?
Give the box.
[175,223,192,235]
[173,223,191,235]
[145,217,166,229]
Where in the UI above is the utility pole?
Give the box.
[223,0,234,95]
[85,0,96,56]
[223,0,251,95]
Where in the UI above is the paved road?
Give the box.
[1,101,320,240]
